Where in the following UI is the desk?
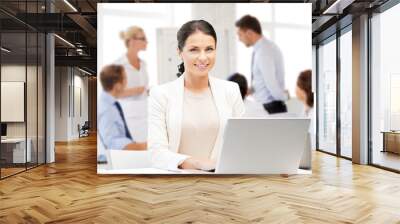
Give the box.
[381,131,400,154]
[97,167,311,175]
[97,150,312,175]
[1,138,31,163]
[98,168,209,174]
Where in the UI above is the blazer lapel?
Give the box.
[209,77,227,160]
[169,75,184,153]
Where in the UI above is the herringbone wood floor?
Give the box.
[1,134,400,224]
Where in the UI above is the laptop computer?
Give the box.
[215,118,310,174]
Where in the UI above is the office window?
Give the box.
[371,3,400,171]
[339,29,352,158]
[390,75,400,130]
[317,37,337,154]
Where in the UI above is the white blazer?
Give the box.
[148,75,245,170]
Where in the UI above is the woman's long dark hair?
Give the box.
[176,20,217,77]
[296,69,313,108]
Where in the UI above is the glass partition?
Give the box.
[317,37,337,155]
[38,32,45,165]
[1,30,28,178]
[27,30,38,169]
[0,1,46,179]
[339,29,352,158]
[371,3,400,171]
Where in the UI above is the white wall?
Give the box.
[55,67,89,141]
[312,45,316,93]
[1,65,32,138]
[1,64,46,163]
[98,3,311,98]
[55,67,68,141]
[192,3,237,79]
[72,73,89,138]
[1,66,25,124]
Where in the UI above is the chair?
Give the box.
[286,98,305,115]
[78,121,90,138]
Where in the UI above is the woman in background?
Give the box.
[116,26,149,100]
[227,73,268,117]
[295,69,315,169]
[148,20,244,171]
[114,26,150,143]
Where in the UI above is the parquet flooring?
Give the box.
[1,167,26,178]
[1,134,400,223]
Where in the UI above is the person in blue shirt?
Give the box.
[235,15,287,114]
[98,64,147,150]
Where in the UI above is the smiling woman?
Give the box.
[148,20,245,172]
[176,20,217,80]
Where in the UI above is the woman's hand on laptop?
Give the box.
[179,157,216,171]
[179,158,196,169]
[196,158,216,171]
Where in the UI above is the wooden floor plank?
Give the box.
[0,134,400,223]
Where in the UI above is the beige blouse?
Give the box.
[178,87,220,159]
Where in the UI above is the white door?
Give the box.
[156,28,180,85]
